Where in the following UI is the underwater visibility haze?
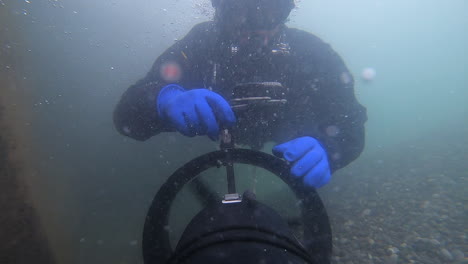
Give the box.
[0,0,466,263]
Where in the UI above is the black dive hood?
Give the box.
[212,0,295,31]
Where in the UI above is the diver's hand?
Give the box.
[157,84,236,140]
[273,137,331,188]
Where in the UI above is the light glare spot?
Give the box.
[361,67,376,81]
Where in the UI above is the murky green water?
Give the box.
[1,0,466,263]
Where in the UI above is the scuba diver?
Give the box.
[114,0,367,263]
[114,0,367,188]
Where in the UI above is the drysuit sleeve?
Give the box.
[314,50,367,173]
[113,23,207,141]
[278,32,367,172]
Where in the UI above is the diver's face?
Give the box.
[217,0,287,34]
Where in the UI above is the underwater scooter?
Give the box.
[142,82,332,264]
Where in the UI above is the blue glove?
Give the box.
[157,84,236,140]
[273,136,331,188]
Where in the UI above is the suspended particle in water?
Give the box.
[331,152,341,161]
[340,72,351,84]
[361,67,376,81]
[325,125,340,137]
[122,126,131,135]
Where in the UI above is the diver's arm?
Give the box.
[308,44,367,172]
[279,30,367,172]
[113,23,209,141]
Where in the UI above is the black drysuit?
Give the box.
[114,22,367,172]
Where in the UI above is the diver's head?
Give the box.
[212,0,295,37]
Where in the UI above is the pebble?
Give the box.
[361,208,372,216]
[439,248,453,261]
[421,200,430,209]
[429,238,441,246]
[388,246,399,254]
[389,253,399,264]
[452,249,465,261]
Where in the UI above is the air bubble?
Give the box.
[361,67,376,81]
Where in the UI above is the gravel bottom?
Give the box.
[322,139,467,264]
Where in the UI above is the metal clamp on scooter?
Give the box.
[230,81,288,112]
[221,81,289,203]
[220,128,242,204]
